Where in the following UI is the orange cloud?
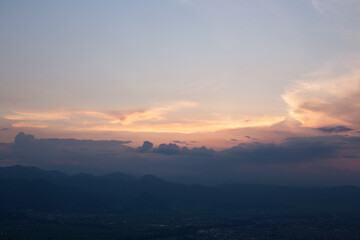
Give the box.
[283,71,360,129]
[6,110,71,121]
[3,101,284,134]
[72,116,285,134]
[113,101,197,125]
[12,122,48,128]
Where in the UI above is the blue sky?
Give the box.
[2,0,358,116]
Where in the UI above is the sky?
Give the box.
[1,0,360,185]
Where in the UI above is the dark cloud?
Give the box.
[243,136,257,141]
[14,132,35,146]
[12,132,131,150]
[1,132,132,172]
[153,143,181,155]
[1,133,360,185]
[317,126,353,133]
[231,139,239,142]
[151,143,214,156]
[172,140,188,145]
[182,146,215,156]
[136,141,153,153]
[0,128,8,131]
[224,136,341,163]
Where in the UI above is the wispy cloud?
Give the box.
[12,122,48,128]
[311,0,323,13]
[3,101,284,134]
[113,101,197,125]
[79,116,284,134]
[310,0,360,14]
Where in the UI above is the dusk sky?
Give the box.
[1,0,360,185]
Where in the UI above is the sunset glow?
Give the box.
[1,0,360,185]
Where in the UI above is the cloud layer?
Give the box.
[3,102,284,134]
[1,132,359,186]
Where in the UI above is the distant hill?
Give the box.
[0,178,104,211]
[0,165,68,180]
[1,165,360,213]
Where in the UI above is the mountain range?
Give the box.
[1,165,359,213]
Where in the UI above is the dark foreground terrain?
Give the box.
[1,211,360,240]
[0,210,360,240]
[1,166,360,240]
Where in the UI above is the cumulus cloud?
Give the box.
[136,141,153,153]
[153,143,182,155]
[283,71,360,129]
[182,146,215,156]
[14,132,35,146]
[150,143,215,156]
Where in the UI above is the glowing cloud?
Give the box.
[3,101,284,134]
[77,116,285,134]
[114,101,197,125]
[12,122,48,128]
[283,71,360,129]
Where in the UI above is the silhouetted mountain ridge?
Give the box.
[1,165,360,213]
[101,172,137,181]
[0,165,68,179]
